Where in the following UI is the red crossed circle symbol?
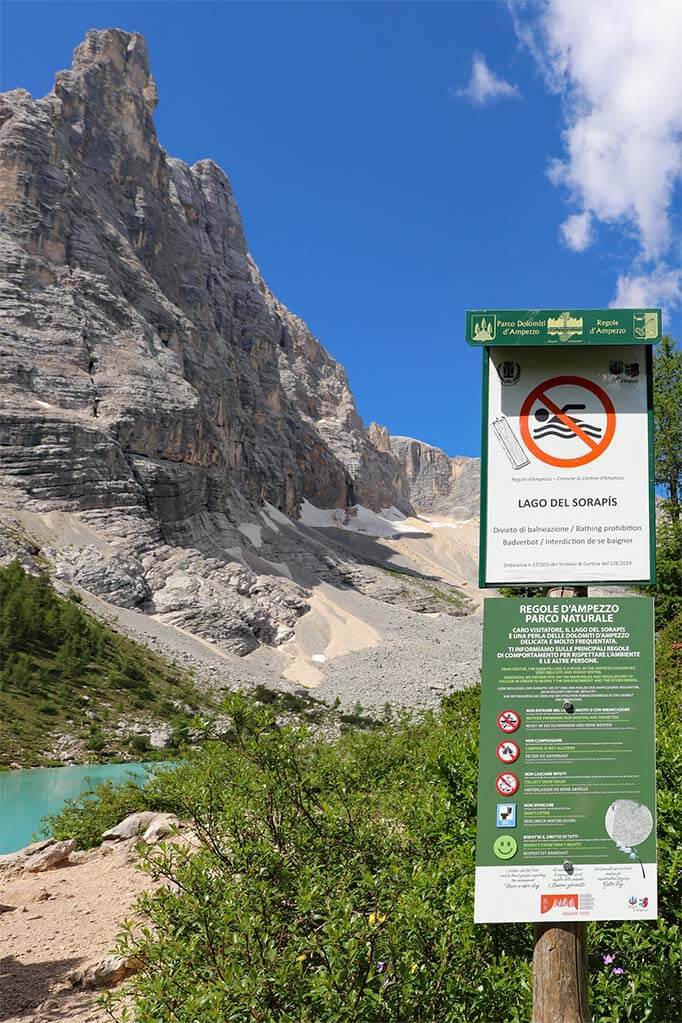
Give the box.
[496,772,520,796]
[497,710,521,733]
[519,375,616,469]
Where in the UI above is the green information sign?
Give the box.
[474,596,657,923]
[466,309,661,346]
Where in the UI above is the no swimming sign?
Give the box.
[478,344,655,587]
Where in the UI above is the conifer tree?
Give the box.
[653,334,682,521]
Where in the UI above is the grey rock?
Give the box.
[101,811,157,841]
[142,812,180,843]
[53,546,150,607]
[149,723,172,748]
[24,838,76,872]
[0,29,418,659]
[67,953,142,989]
[0,26,483,717]
[0,838,55,873]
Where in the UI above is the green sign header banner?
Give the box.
[466,309,662,346]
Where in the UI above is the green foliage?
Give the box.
[638,518,682,628]
[129,733,152,754]
[86,725,107,753]
[43,777,170,850]
[586,614,682,1022]
[53,624,678,1023]
[0,561,208,766]
[634,333,682,629]
[652,335,682,520]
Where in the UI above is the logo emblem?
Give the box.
[496,740,520,764]
[547,312,583,342]
[497,361,521,386]
[472,313,496,342]
[610,360,640,378]
[541,894,579,914]
[633,311,659,340]
[495,772,520,796]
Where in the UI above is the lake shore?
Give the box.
[0,762,158,854]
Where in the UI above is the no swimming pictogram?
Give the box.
[519,375,616,468]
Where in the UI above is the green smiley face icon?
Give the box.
[494,836,517,860]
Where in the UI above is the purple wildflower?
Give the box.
[602,954,615,965]
[612,967,625,976]
[376,961,386,974]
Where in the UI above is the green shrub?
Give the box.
[42,775,171,849]
[100,624,682,1023]
[638,519,682,628]
[85,725,106,752]
[129,734,151,754]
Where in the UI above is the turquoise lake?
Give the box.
[0,762,158,854]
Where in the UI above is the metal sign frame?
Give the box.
[472,310,660,589]
[478,346,656,588]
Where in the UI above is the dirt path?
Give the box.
[0,842,156,1022]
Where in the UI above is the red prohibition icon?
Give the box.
[496,772,520,797]
[497,709,521,733]
[519,375,616,469]
[496,739,520,764]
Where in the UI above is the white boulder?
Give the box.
[101,811,158,841]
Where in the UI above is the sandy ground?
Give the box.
[383,515,485,602]
[281,586,381,688]
[0,842,157,1023]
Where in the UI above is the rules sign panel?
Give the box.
[480,345,654,586]
[474,597,657,924]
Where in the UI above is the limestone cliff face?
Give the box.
[0,29,475,658]
[0,28,409,531]
[376,430,480,519]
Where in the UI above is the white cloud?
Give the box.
[560,211,592,252]
[611,267,682,309]
[511,0,682,310]
[454,53,521,107]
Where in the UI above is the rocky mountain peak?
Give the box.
[0,29,477,664]
[58,28,158,114]
[367,422,391,454]
[383,433,479,519]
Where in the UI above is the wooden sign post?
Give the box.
[533,921,589,1023]
[533,586,589,1023]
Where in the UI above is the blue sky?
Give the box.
[2,1,680,459]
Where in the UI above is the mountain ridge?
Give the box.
[0,28,482,707]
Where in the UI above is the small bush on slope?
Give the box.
[42,777,167,850]
[65,615,679,1023]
